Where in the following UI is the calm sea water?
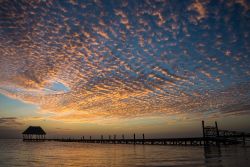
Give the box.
[0,139,249,167]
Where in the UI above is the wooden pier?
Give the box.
[45,137,243,146]
[23,121,250,146]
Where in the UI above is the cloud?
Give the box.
[235,0,250,12]
[220,104,250,115]
[0,0,250,123]
[0,117,24,127]
[188,0,207,22]
[114,9,131,29]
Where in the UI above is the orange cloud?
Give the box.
[1,0,249,124]
[188,0,207,21]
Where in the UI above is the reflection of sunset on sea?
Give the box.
[0,0,250,139]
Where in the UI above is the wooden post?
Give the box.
[122,134,124,140]
[202,120,207,146]
[215,121,220,146]
[243,133,246,145]
[134,133,136,144]
[215,121,219,137]
[142,133,145,144]
[202,120,205,138]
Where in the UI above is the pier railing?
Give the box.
[202,120,249,145]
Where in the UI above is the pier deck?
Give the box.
[23,136,249,146]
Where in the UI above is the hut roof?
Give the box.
[22,126,46,135]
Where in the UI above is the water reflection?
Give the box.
[0,139,250,167]
[204,146,222,167]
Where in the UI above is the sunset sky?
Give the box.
[1,0,250,139]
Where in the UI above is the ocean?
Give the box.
[0,139,249,167]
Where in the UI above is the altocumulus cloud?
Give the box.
[0,0,250,122]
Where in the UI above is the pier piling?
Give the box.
[142,133,145,144]
[134,133,136,145]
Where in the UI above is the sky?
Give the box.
[0,0,250,139]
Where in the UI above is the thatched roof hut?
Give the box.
[22,126,46,141]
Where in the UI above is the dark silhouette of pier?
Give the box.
[23,121,250,146]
